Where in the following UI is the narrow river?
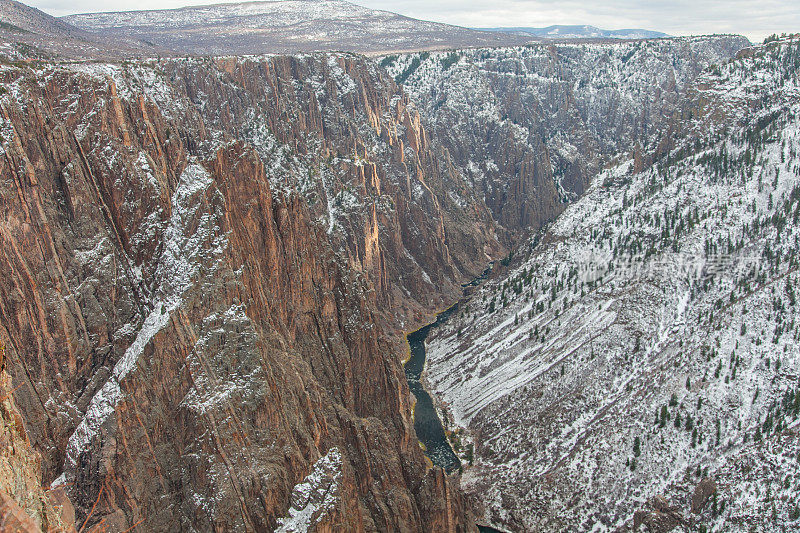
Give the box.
[404,264,509,531]
[404,303,461,473]
[403,263,494,473]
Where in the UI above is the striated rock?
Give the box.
[157,54,503,328]
[0,342,74,532]
[0,53,486,531]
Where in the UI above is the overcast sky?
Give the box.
[28,0,800,42]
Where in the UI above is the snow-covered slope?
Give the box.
[1,0,85,37]
[0,0,148,60]
[63,0,534,55]
[423,36,800,531]
[478,25,670,40]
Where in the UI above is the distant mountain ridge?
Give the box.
[0,0,151,59]
[0,0,672,60]
[62,0,536,55]
[479,24,669,39]
[0,0,87,37]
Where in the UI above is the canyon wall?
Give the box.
[0,54,495,531]
[385,36,750,236]
[0,342,73,532]
[422,37,800,531]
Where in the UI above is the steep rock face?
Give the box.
[384,36,750,235]
[159,54,501,328]
[422,37,800,531]
[0,343,73,532]
[0,54,485,531]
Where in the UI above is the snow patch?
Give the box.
[63,163,218,477]
[275,448,343,533]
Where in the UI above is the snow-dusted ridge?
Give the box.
[423,36,800,531]
[478,25,670,40]
[62,0,534,56]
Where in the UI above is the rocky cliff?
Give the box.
[0,52,494,531]
[0,341,73,532]
[384,36,750,236]
[157,54,502,327]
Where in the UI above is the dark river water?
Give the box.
[404,303,461,473]
[404,264,507,530]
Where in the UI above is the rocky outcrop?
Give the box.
[0,53,488,531]
[631,498,683,533]
[0,342,73,532]
[690,478,716,515]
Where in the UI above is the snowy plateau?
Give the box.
[62,0,533,56]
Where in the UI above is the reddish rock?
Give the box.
[691,478,716,514]
[631,497,683,533]
[0,56,487,531]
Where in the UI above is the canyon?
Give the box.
[0,0,796,532]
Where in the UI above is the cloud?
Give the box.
[26,0,800,42]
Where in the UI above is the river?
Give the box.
[404,265,509,530]
[404,303,462,473]
[403,263,495,473]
